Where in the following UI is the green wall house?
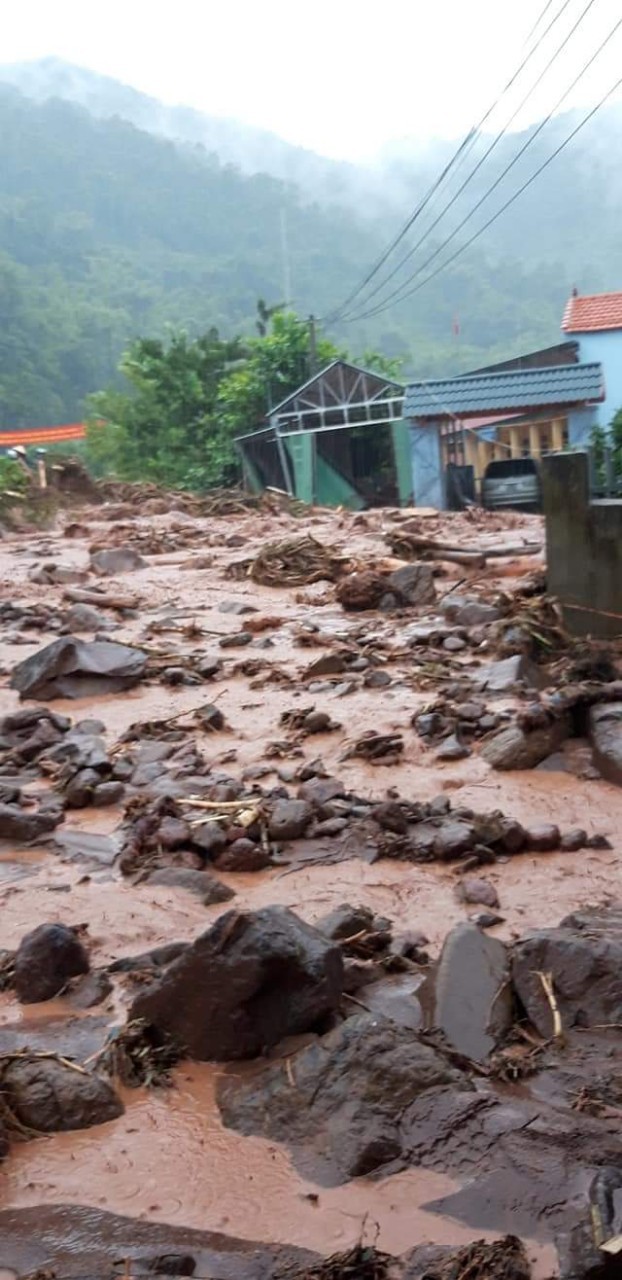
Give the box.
[237,360,410,509]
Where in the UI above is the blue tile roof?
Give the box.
[404,363,604,419]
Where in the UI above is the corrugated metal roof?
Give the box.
[404,363,604,419]
[562,291,622,332]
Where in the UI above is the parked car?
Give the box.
[481,457,541,512]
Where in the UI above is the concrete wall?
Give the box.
[409,419,445,509]
[574,330,622,429]
[567,404,599,447]
[542,451,622,638]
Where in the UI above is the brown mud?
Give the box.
[0,500,619,1278]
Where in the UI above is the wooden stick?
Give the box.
[537,970,564,1043]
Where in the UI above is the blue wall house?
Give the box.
[561,291,622,433]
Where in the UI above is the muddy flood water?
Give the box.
[0,494,620,1279]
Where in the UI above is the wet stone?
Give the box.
[13,923,90,1004]
[524,823,560,852]
[435,734,471,761]
[189,821,227,857]
[214,840,271,872]
[10,637,147,701]
[426,921,513,1062]
[511,904,622,1035]
[560,828,587,852]
[90,546,146,574]
[472,654,542,694]
[217,1013,465,1182]
[130,905,344,1061]
[443,635,466,653]
[455,876,500,908]
[0,802,62,842]
[268,799,313,841]
[1,1057,123,1131]
[219,632,253,648]
[433,821,476,860]
[364,668,392,688]
[388,562,436,607]
[298,777,345,806]
[146,867,235,903]
[157,816,191,849]
[481,719,571,771]
[589,702,622,786]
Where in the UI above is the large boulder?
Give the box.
[13,923,90,1004]
[511,905,622,1036]
[130,906,344,1061]
[0,802,62,843]
[217,1012,466,1182]
[589,702,622,786]
[472,655,543,694]
[481,718,570,771]
[387,563,436,607]
[1,1057,123,1131]
[10,637,147,701]
[423,922,513,1061]
[90,547,146,575]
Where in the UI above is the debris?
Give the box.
[240,535,350,587]
[341,732,404,762]
[95,1019,182,1088]
[129,906,344,1061]
[10,637,147,700]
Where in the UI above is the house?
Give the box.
[236,360,408,508]
[403,289,622,509]
[561,290,622,429]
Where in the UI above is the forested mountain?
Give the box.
[1,61,622,429]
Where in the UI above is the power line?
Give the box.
[523,0,558,46]
[337,0,600,321]
[323,0,575,323]
[345,68,622,325]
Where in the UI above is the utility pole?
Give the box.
[279,207,292,307]
[308,314,318,376]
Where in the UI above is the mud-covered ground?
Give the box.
[0,496,621,1280]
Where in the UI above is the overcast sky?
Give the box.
[4,0,622,159]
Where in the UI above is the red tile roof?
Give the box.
[562,291,622,333]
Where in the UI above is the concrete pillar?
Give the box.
[551,418,565,452]
[509,425,522,458]
[529,423,542,459]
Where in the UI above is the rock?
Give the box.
[92,780,125,807]
[303,653,348,678]
[11,637,147,701]
[336,571,388,611]
[388,563,436,607]
[523,823,560,852]
[316,903,375,940]
[0,803,62,842]
[218,600,257,615]
[426,922,513,1061]
[481,718,570,771]
[157,817,192,850]
[65,971,113,1009]
[364,669,392,688]
[433,821,476,860]
[456,877,500,908]
[268,799,313,841]
[219,632,253,648]
[130,906,344,1061]
[560,828,587,852]
[213,840,271,872]
[217,1013,465,1181]
[108,942,189,974]
[472,655,543,694]
[298,777,345,806]
[454,701,485,721]
[371,801,408,834]
[436,734,471,761]
[46,732,109,772]
[589,702,622,786]
[511,904,622,1035]
[66,603,114,633]
[443,635,466,653]
[64,767,101,808]
[13,923,90,1003]
[146,868,235,903]
[1,1057,123,1131]
[451,601,501,627]
[192,821,227,857]
[469,911,504,929]
[90,547,146,575]
[313,817,348,837]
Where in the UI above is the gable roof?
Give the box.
[404,363,604,420]
[268,359,403,418]
[562,291,622,333]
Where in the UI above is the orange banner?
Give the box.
[0,424,86,447]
